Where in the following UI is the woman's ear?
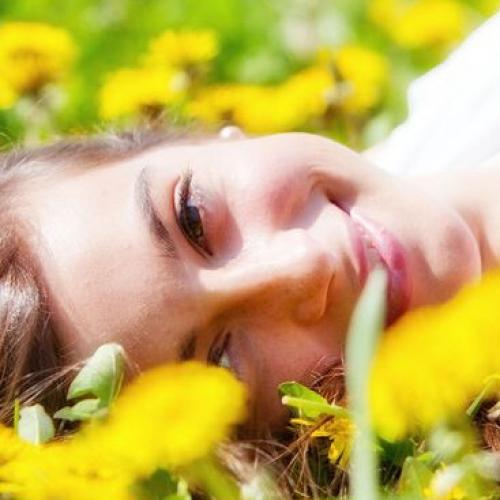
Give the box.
[219,126,246,140]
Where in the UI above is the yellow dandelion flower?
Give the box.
[370,0,467,50]
[395,0,467,49]
[79,361,246,477]
[234,86,308,134]
[0,411,131,498]
[188,65,334,134]
[99,67,186,120]
[0,22,76,95]
[291,415,354,470]
[313,417,354,470]
[280,65,335,118]
[333,45,389,113]
[0,443,131,499]
[245,65,335,133]
[370,269,500,441]
[189,84,301,134]
[0,423,31,465]
[188,84,249,126]
[0,362,245,497]
[0,79,17,109]
[145,29,219,69]
[368,0,400,29]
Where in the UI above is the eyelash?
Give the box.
[177,171,213,257]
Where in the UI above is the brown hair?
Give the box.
[0,129,186,424]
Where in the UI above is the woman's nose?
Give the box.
[201,230,336,325]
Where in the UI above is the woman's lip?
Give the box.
[348,216,370,289]
[349,209,412,325]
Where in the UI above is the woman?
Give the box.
[1,13,499,434]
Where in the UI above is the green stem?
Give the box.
[13,399,20,433]
[184,455,241,500]
[346,268,387,500]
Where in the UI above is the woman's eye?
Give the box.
[177,173,212,256]
[217,350,232,370]
[208,332,233,371]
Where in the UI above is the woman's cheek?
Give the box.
[357,182,481,309]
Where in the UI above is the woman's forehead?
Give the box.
[136,132,337,167]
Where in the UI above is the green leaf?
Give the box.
[279,381,345,419]
[67,343,125,408]
[378,437,416,468]
[54,398,104,422]
[17,404,55,445]
[183,456,240,500]
[466,375,500,417]
[133,469,191,500]
[279,381,327,403]
[345,267,387,500]
[167,477,191,500]
[281,395,349,420]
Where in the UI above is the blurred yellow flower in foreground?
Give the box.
[99,67,186,120]
[0,362,246,497]
[0,424,30,465]
[0,80,17,109]
[370,270,500,441]
[189,65,334,133]
[0,445,131,500]
[0,22,76,95]
[333,45,389,113]
[370,0,467,50]
[87,361,246,475]
[145,29,219,68]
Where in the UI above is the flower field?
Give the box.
[0,0,497,148]
[2,1,500,499]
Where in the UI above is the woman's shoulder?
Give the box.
[367,12,500,176]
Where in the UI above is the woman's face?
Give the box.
[27,132,480,431]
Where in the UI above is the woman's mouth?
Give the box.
[349,209,411,326]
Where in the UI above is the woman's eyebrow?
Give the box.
[135,167,179,259]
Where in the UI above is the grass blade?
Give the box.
[346,268,387,500]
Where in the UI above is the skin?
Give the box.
[24,132,485,432]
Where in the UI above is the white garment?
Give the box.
[368,12,500,175]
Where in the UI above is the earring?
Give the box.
[219,125,245,140]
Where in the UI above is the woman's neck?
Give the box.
[420,157,500,272]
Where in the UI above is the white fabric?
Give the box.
[368,12,500,175]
